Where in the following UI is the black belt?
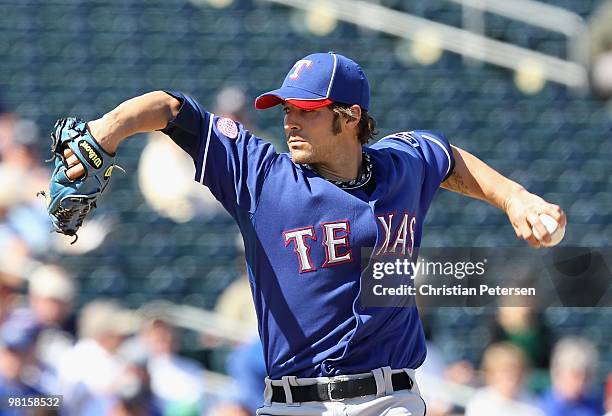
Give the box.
[271,372,413,403]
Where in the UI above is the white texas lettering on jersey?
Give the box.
[321,221,352,267]
[376,213,416,257]
[283,226,317,273]
[289,60,313,80]
[283,221,353,272]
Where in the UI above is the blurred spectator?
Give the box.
[27,264,77,371]
[489,304,553,392]
[587,0,612,100]
[539,337,604,416]
[211,338,266,416]
[0,311,56,399]
[57,300,141,415]
[465,342,543,416]
[140,312,207,415]
[490,305,552,369]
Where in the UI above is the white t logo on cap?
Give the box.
[289,60,313,80]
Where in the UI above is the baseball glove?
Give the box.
[38,117,120,243]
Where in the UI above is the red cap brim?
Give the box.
[255,94,333,110]
[254,94,283,110]
[286,98,334,110]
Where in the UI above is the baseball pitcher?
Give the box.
[43,52,566,415]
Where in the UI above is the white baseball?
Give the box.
[532,213,565,247]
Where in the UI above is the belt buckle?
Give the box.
[327,381,344,402]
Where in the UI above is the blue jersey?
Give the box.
[162,91,455,379]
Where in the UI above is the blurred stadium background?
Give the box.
[0,0,611,415]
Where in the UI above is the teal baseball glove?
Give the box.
[39,117,120,243]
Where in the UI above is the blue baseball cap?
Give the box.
[255,52,370,111]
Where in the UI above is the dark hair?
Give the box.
[329,102,377,145]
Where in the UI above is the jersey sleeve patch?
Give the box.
[216,117,239,139]
[389,132,420,148]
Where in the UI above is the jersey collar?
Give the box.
[301,152,373,190]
